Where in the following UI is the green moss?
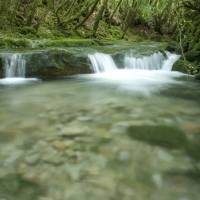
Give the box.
[94,41,167,55]
[94,21,124,40]
[127,124,200,164]
[172,58,199,74]
[127,125,187,149]
[0,37,31,49]
[36,27,67,39]
[166,41,180,53]
[184,40,200,64]
[172,59,188,73]
[195,73,200,80]
[187,138,200,161]
[109,26,123,38]
[193,42,200,51]
[39,39,98,48]
[18,27,37,36]
[0,36,99,49]
[0,40,5,48]
[186,50,200,63]
[5,38,30,48]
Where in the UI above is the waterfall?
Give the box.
[0,53,38,85]
[124,52,165,70]
[88,51,180,73]
[3,54,26,78]
[162,52,181,71]
[88,53,117,73]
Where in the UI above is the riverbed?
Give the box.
[0,69,200,200]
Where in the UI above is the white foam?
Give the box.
[0,78,38,85]
[76,69,185,95]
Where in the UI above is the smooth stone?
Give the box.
[40,146,66,165]
[24,153,40,165]
[152,173,163,188]
[77,116,93,122]
[51,140,66,151]
[59,126,91,138]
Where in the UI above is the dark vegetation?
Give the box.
[0,0,200,74]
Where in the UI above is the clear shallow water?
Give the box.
[0,71,200,200]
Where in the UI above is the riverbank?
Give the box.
[0,28,164,49]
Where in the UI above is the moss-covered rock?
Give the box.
[0,41,169,79]
[166,40,200,75]
[127,124,200,163]
[195,73,200,80]
[186,136,200,162]
[127,125,187,149]
[24,50,91,79]
[33,39,98,48]
[173,59,199,75]
[0,35,99,49]
[172,59,188,73]
[183,40,200,63]
[0,49,92,79]
[186,50,200,63]
[0,38,31,49]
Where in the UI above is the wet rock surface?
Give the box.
[24,50,91,79]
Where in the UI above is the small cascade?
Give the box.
[3,54,26,78]
[88,51,180,73]
[88,53,117,73]
[162,52,181,71]
[124,52,165,70]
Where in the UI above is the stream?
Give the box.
[0,44,200,200]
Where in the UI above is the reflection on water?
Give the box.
[0,71,200,200]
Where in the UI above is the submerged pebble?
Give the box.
[0,66,200,200]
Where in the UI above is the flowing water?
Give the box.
[88,51,180,72]
[0,53,37,84]
[3,53,26,77]
[0,46,200,200]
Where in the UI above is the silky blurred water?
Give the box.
[0,71,200,200]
